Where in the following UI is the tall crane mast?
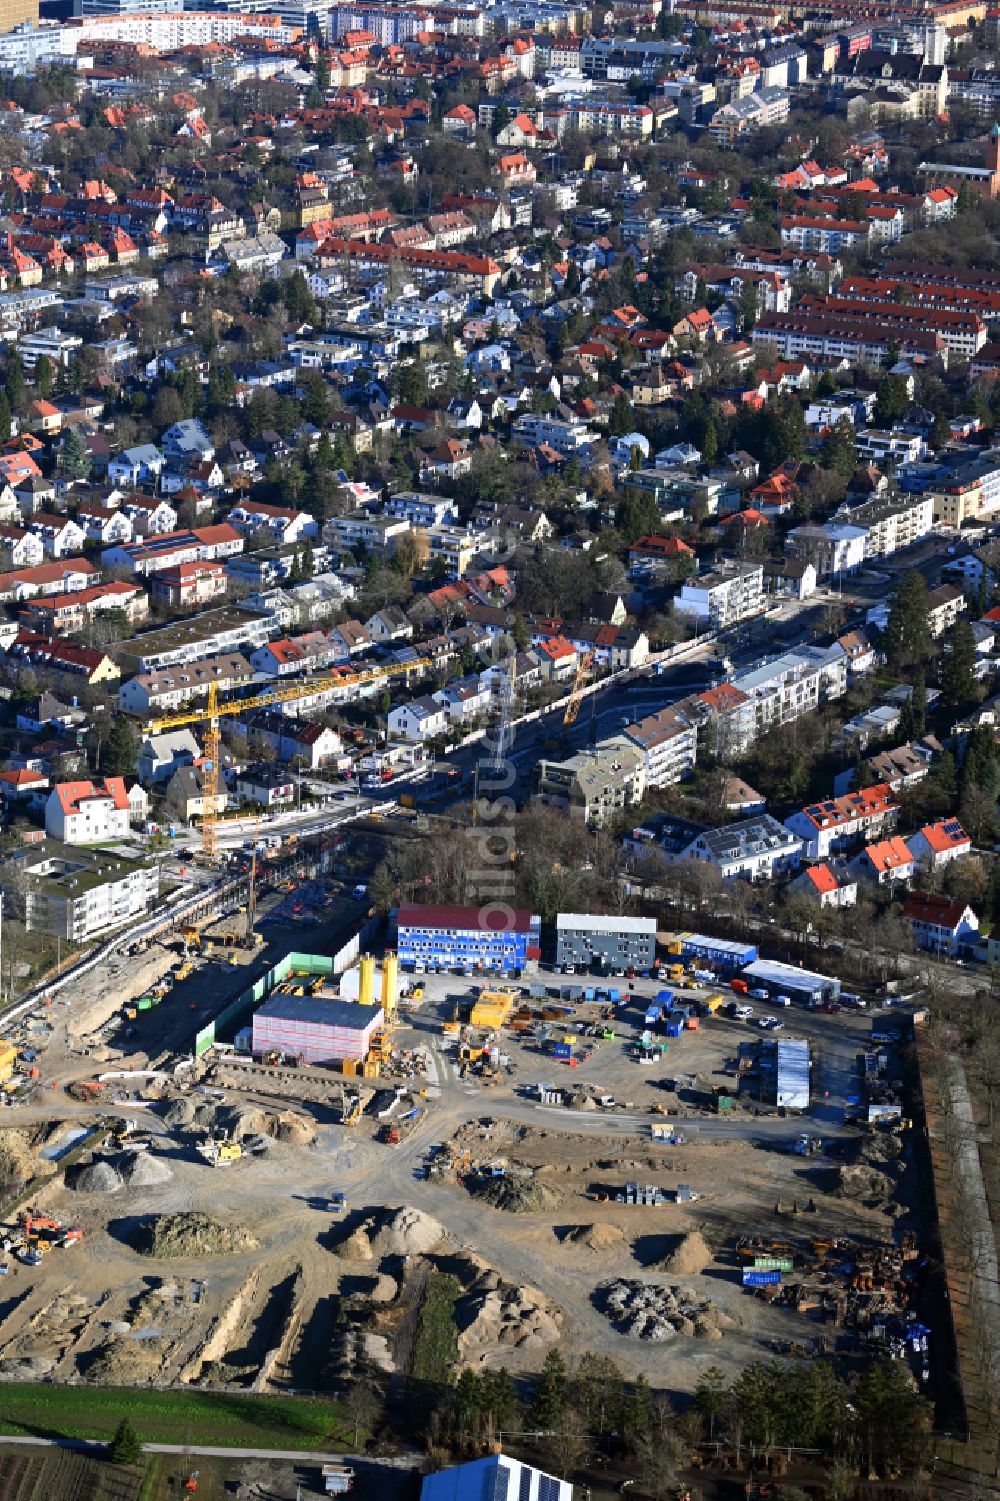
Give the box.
[142,658,430,861]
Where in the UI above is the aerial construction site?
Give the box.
[0,865,945,1474]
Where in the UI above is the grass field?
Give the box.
[0,1385,344,1450]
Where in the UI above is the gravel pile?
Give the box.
[597,1278,730,1341]
[564,1223,627,1252]
[69,1160,123,1193]
[335,1206,446,1262]
[117,1151,173,1187]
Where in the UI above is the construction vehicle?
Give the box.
[196,1136,243,1167]
[181,927,201,952]
[183,1475,199,1494]
[142,658,431,860]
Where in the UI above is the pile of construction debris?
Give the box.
[468,1171,563,1214]
[597,1278,730,1341]
[129,1213,258,1259]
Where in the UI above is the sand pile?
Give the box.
[69,1160,123,1193]
[658,1230,712,1275]
[118,1151,173,1187]
[270,1110,315,1145]
[457,1276,561,1360]
[129,1212,258,1259]
[470,1173,563,1214]
[597,1278,731,1341]
[335,1206,446,1262]
[564,1223,628,1252]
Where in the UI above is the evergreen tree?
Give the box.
[60,427,91,480]
[34,355,53,399]
[108,1418,142,1465]
[873,374,910,427]
[939,617,977,708]
[882,572,930,672]
[608,390,634,437]
[530,1348,567,1429]
[819,416,857,478]
[4,352,26,413]
[104,715,138,777]
[0,391,12,443]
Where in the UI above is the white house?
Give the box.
[678,814,802,881]
[27,514,87,559]
[790,862,857,908]
[45,777,131,844]
[137,729,202,786]
[388,695,449,742]
[433,677,492,724]
[903,892,979,955]
[907,818,971,871]
[366,607,413,643]
[108,444,165,489]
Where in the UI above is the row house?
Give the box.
[313,239,502,296]
[226,502,318,545]
[117,652,255,716]
[102,524,243,578]
[7,632,120,688]
[0,558,99,603]
[784,782,899,860]
[75,503,133,547]
[752,311,947,367]
[22,581,147,633]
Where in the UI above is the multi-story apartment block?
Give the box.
[623,702,699,788]
[537,741,646,828]
[839,493,934,558]
[674,562,764,630]
[786,521,869,576]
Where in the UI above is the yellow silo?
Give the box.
[359,953,375,1009]
[381,952,398,1019]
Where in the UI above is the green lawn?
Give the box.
[0,1385,344,1450]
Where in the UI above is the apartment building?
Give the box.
[44,777,130,845]
[116,607,272,675]
[117,652,255,715]
[839,492,934,558]
[8,846,159,942]
[537,740,646,828]
[785,520,869,576]
[623,701,699,788]
[679,814,803,881]
[709,87,790,147]
[730,648,839,740]
[926,457,1000,526]
[784,783,899,859]
[753,312,946,367]
[325,512,411,557]
[313,239,502,296]
[102,524,243,578]
[926,583,966,637]
[512,414,597,455]
[674,562,764,630]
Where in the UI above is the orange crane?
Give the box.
[562,651,595,727]
[141,658,430,861]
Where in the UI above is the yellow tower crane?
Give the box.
[142,658,430,860]
[562,651,595,727]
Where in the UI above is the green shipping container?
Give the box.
[753,1256,794,1272]
[137,998,153,1012]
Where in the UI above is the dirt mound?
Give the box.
[0,1130,38,1193]
[269,1110,314,1146]
[564,1223,628,1252]
[0,1355,55,1380]
[335,1206,446,1262]
[87,1338,163,1384]
[457,1276,561,1361]
[161,1098,196,1129]
[129,1212,259,1259]
[597,1278,731,1341]
[836,1164,893,1200]
[117,1151,173,1188]
[658,1230,712,1275]
[69,1160,123,1193]
[471,1173,563,1214]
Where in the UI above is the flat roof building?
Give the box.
[678,933,758,971]
[251,994,382,1065]
[396,902,541,973]
[742,957,839,1003]
[761,1037,810,1111]
[555,913,656,972]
